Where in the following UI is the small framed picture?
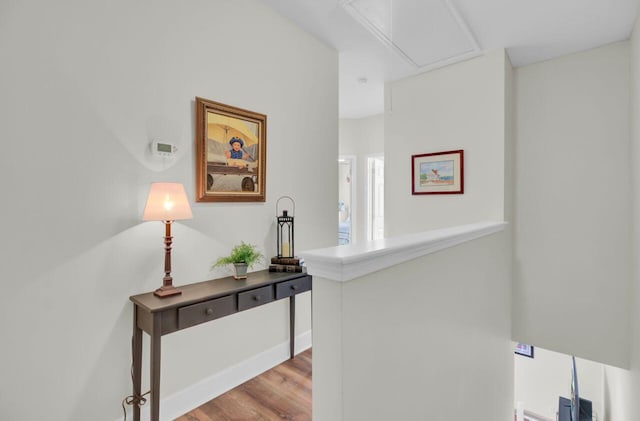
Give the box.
[515,343,534,358]
[411,149,464,195]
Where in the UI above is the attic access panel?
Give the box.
[340,0,480,69]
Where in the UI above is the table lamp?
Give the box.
[143,182,193,297]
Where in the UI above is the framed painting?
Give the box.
[515,343,534,358]
[411,149,464,195]
[195,97,266,202]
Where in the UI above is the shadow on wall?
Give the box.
[5,74,144,285]
[1,223,166,419]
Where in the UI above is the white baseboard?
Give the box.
[118,330,312,421]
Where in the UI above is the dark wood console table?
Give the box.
[129,270,312,421]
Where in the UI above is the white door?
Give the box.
[367,155,384,241]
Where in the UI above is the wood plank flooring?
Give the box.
[175,348,312,421]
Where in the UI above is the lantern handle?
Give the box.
[276,196,295,217]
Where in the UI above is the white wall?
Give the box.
[312,231,513,421]
[512,42,631,369]
[628,14,640,420]
[339,114,384,243]
[0,1,337,420]
[602,364,633,421]
[514,347,605,420]
[384,49,509,236]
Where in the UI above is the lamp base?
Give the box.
[154,285,182,298]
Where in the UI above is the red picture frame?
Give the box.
[411,149,464,195]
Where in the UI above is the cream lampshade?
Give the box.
[143,182,193,222]
[143,182,193,297]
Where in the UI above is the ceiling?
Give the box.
[259,0,640,118]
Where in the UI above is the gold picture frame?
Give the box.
[195,97,266,202]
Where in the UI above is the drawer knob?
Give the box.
[254,295,261,301]
[291,285,299,290]
[205,308,214,315]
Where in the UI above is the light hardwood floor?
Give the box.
[175,348,312,421]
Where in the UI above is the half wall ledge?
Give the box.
[300,220,507,282]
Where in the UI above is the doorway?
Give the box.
[338,156,355,245]
[367,155,384,241]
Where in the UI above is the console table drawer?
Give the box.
[178,295,235,330]
[275,276,312,299]
[238,285,274,311]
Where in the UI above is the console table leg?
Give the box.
[290,295,295,359]
[132,308,142,421]
[150,313,162,421]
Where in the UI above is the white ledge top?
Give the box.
[300,221,507,282]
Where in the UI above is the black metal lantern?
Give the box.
[276,196,295,258]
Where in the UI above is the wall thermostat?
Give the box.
[150,141,178,158]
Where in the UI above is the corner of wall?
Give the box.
[629,12,640,414]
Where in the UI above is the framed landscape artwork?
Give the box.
[411,149,464,195]
[515,343,534,358]
[195,97,266,202]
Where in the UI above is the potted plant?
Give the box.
[213,242,264,279]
